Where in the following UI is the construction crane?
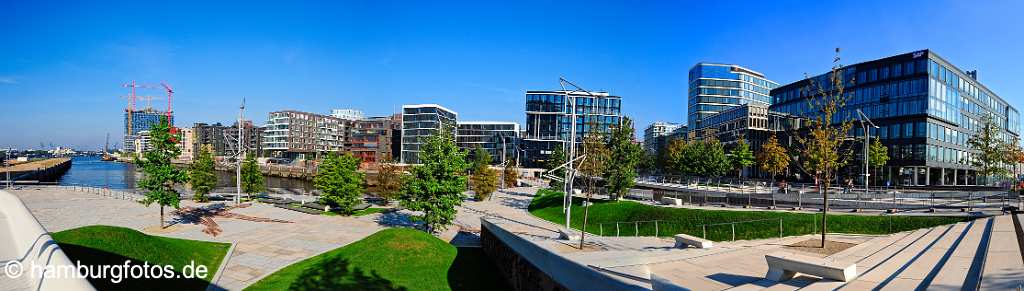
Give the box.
[160,82,174,120]
[121,81,158,138]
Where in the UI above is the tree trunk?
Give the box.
[820,175,828,248]
[160,206,165,229]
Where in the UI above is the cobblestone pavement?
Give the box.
[10,187,384,290]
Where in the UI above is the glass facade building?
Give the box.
[688,63,778,129]
[522,90,622,167]
[643,121,683,154]
[770,50,1019,186]
[123,109,173,153]
[401,104,457,164]
[456,121,520,165]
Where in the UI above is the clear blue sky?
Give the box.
[2,1,1022,150]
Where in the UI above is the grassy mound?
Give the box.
[51,225,231,291]
[246,228,510,291]
[529,189,969,241]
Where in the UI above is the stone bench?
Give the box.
[661,197,682,206]
[673,233,713,249]
[764,252,857,282]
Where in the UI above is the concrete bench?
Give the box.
[764,252,857,282]
[661,197,682,206]
[673,233,713,249]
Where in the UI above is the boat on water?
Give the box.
[101,133,116,161]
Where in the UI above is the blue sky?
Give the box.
[2,1,1022,150]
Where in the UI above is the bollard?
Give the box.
[655,221,659,237]
[616,223,620,237]
[731,223,736,241]
[702,224,707,239]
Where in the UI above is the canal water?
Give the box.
[58,156,314,191]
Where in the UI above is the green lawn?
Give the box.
[530,189,970,241]
[245,228,510,291]
[51,225,231,291]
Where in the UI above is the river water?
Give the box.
[58,156,314,191]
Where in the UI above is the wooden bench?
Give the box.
[673,233,713,248]
[764,252,857,282]
[661,197,682,206]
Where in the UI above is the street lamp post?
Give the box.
[558,77,596,230]
[856,109,878,211]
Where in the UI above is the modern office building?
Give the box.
[688,63,778,130]
[401,104,457,164]
[457,121,520,165]
[522,90,623,168]
[691,103,800,178]
[123,109,172,153]
[262,110,350,160]
[348,114,401,168]
[330,109,365,121]
[643,121,683,154]
[770,49,1019,186]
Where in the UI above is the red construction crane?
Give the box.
[160,82,174,120]
[121,81,158,137]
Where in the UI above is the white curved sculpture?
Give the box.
[0,190,95,291]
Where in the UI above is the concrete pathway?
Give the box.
[10,187,384,290]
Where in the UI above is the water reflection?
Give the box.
[59,156,314,191]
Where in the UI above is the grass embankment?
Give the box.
[52,225,231,291]
[246,228,510,291]
[529,189,970,241]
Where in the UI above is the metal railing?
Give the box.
[633,176,1022,211]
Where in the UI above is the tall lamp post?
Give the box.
[558,77,596,230]
[856,109,878,211]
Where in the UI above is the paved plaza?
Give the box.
[10,187,385,290]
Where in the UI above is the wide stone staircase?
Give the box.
[726,213,1024,290]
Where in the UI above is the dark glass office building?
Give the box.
[771,50,1019,186]
[522,90,622,168]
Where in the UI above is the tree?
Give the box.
[137,116,187,228]
[470,146,492,174]
[471,165,498,201]
[868,138,889,185]
[604,118,644,199]
[968,114,1012,185]
[793,48,855,248]
[240,153,265,199]
[546,145,567,189]
[400,128,469,233]
[701,139,731,178]
[503,161,519,188]
[577,130,610,249]
[189,144,217,202]
[665,138,688,175]
[729,138,755,178]
[758,134,790,181]
[314,152,365,214]
[375,157,403,204]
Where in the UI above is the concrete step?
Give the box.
[927,217,991,289]
[873,221,974,289]
[834,223,961,289]
[979,215,1024,290]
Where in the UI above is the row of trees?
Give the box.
[141,117,520,233]
[138,117,269,228]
